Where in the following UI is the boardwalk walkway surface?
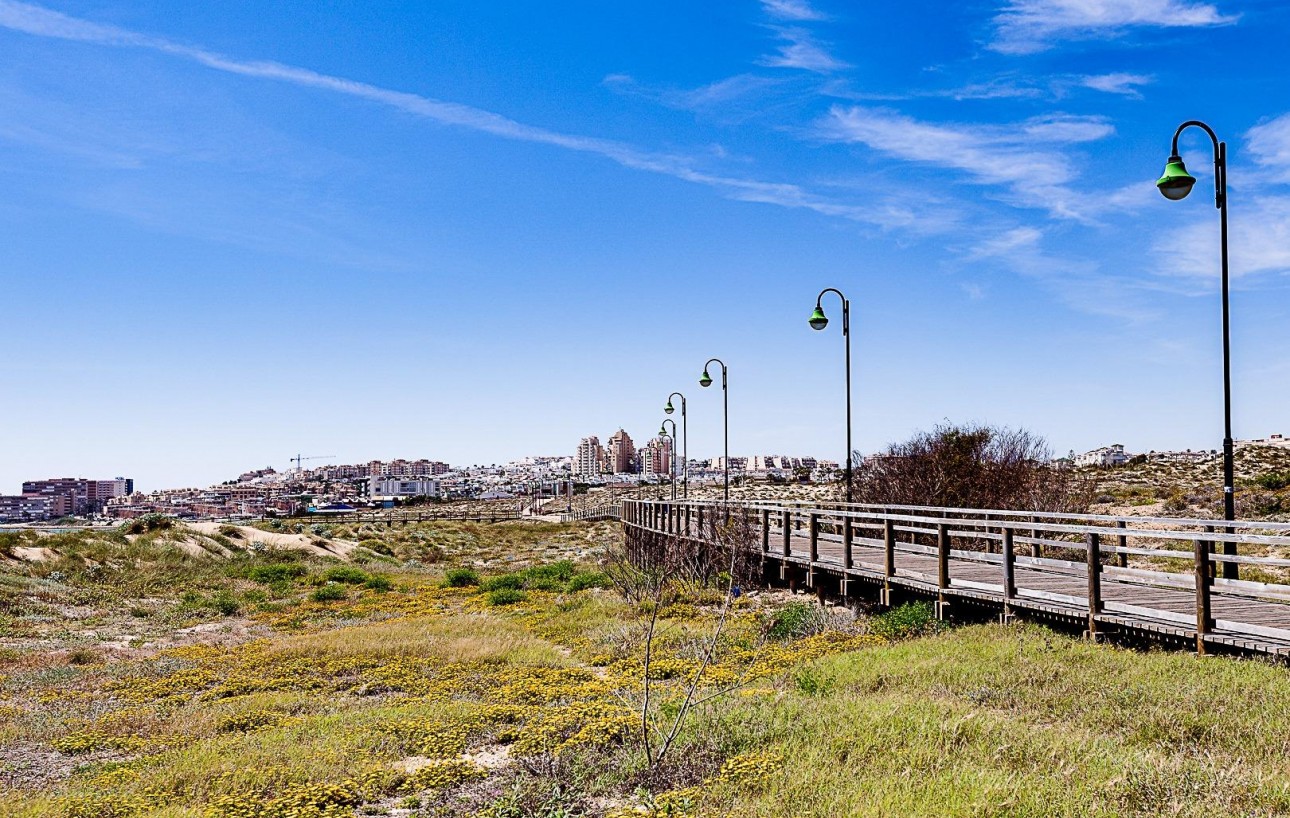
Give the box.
[621,499,1290,659]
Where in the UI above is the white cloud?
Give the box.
[818,107,1113,218]
[1152,196,1290,285]
[0,1,938,232]
[1247,114,1290,183]
[761,0,827,21]
[1080,72,1153,97]
[991,0,1237,54]
[758,26,849,73]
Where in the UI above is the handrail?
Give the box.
[619,498,1290,658]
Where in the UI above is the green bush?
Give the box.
[485,588,525,606]
[443,568,480,588]
[123,514,174,535]
[310,584,347,602]
[480,573,525,592]
[767,600,825,640]
[565,572,610,592]
[248,564,307,584]
[210,591,241,616]
[364,575,393,593]
[321,566,370,585]
[868,601,938,640]
[1255,472,1290,491]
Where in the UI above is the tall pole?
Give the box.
[810,288,854,504]
[700,359,729,503]
[666,392,688,498]
[1160,120,1236,579]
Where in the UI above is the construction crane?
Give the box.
[290,454,335,472]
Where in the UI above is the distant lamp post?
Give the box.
[699,358,729,502]
[1157,119,1237,579]
[660,419,679,501]
[664,392,688,498]
[808,287,853,504]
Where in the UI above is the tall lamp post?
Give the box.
[660,419,679,501]
[1156,119,1237,580]
[658,427,677,501]
[808,287,853,504]
[699,358,729,503]
[664,392,688,498]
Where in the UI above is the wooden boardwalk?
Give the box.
[622,500,1290,659]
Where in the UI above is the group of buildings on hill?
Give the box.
[0,477,134,521]
[573,429,831,482]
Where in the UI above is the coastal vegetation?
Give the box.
[1,518,1289,816]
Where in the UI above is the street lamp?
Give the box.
[1157,119,1238,579]
[664,392,688,498]
[699,358,729,503]
[808,287,853,504]
[658,426,676,501]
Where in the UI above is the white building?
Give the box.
[1073,444,1130,468]
[367,477,441,499]
[573,436,604,478]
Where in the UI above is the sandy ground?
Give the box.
[186,522,359,559]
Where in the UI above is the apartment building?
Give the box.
[573,436,604,478]
[1073,445,1130,468]
[368,477,441,499]
[606,429,636,474]
[0,495,58,521]
[638,436,673,477]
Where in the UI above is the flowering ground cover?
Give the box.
[3,519,1290,817]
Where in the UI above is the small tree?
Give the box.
[849,422,1092,512]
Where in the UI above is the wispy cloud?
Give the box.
[602,72,785,114]
[1152,196,1290,285]
[1248,114,1290,183]
[818,107,1113,219]
[0,1,926,230]
[1080,72,1153,97]
[758,26,849,73]
[761,0,828,21]
[990,0,1237,54]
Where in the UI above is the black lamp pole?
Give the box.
[664,392,688,498]
[700,359,729,503]
[809,288,853,504]
[1157,120,1236,579]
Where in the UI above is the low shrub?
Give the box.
[480,573,525,592]
[322,566,371,585]
[868,601,937,639]
[364,575,393,593]
[566,571,610,592]
[248,564,307,584]
[1255,472,1290,491]
[210,591,241,616]
[443,568,480,588]
[767,600,826,640]
[123,514,174,535]
[485,588,525,606]
[311,584,347,603]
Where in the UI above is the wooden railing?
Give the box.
[621,499,1290,657]
[560,503,622,523]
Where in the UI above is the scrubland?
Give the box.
[1,518,1289,817]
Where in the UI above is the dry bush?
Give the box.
[849,422,1093,513]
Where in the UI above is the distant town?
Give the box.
[4,432,1287,524]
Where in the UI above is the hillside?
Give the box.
[1090,444,1290,519]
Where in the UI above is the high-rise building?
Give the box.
[573,436,604,478]
[639,436,673,477]
[606,429,636,474]
[19,476,133,514]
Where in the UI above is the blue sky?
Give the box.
[3,0,1290,491]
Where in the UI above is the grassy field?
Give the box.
[2,518,1289,817]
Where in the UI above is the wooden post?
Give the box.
[1086,533,1102,637]
[882,517,896,606]
[937,523,950,614]
[1001,526,1016,619]
[843,514,854,570]
[1030,518,1041,558]
[1116,519,1128,568]
[781,509,792,557]
[808,513,819,564]
[696,505,704,538]
[1204,524,1216,580]
[1195,535,1213,656]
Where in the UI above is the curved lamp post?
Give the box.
[657,428,676,501]
[1157,119,1237,580]
[699,358,729,503]
[660,419,678,501]
[664,392,688,498]
[809,288,853,504]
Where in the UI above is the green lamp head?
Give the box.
[1156,155,1196,201]
[808,305,829,330]
[659,423,667,436]
[699,370,713,388]
[664,401,674,415]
